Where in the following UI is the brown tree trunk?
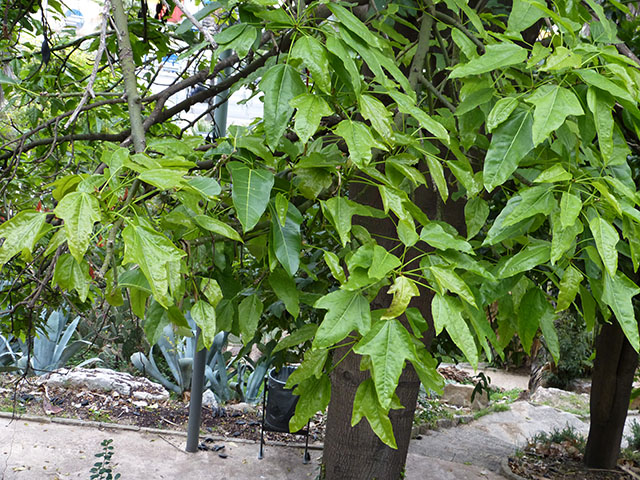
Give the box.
[584,319,639,469]
[322,347,421,480]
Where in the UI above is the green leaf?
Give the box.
[314,289,371,348]
[334,120,386,167]
[52,254,91,302]
[411,349,444,394]
[322,197,355,246]
[274,193,289,226]
[560,192,582,228]
[194,215,243,242]
[551,214,582,264]
[186,176,221,199]
[382,276,419,320]
[324,251,346,284]
[290,374,331,432]
[368,245,401,281]
[502,186,556,227]
[191,300,217,349]
[228,162,274,233]
[54,192,101,263]
[144,300,171,345]
[449,43,527,79]
[351,378,397,449]
[577,69,635,104]
[354,319,416,409]
[388,90,449,143]
[122,222,185,307]
[496,243,550,278]
[507,0,546,33]
[603,272,640,351]
[431,294,478,367]
[425,155,448,202]
[420,223,473,253]
[290,93,333,144]
[259,64,306,149]
[557,265,583,312]
[487,97,519,133]
[269,268,299,318]
[587,87,615,161]
[517,289,553,357]
[285,348,328,388]
[138,169,186,190]
[525,85,584,146]
[484,107,534,191]
[360,94,394,140]
[215,23,257,59]
[291,36,331,93]
[271,202,302,276]
[429,265,477,307]
[534,165,572,183]
[465,197,489,239]
[0,211,47,269]
[200,277,223,307]
[588,215,619,277]
[406,307,429,338]
[238,294,263,344]
[274,324,318,353]
[328,3,385,51]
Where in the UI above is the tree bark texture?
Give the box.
[584,319,639,469]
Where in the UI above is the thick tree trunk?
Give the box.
[584,320,639,469]
[322,346,421,480]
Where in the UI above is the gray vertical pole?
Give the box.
[185,48,230,454]
[186,326,206,453]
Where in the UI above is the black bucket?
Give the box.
[264,366,298,433]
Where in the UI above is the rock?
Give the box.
[226,402,257,414]
[530,387,589,416]
[442,383,489,410]
[201,389,219,409]
[37,367,169,401]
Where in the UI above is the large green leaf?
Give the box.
[322,197,355,246]
[484,107,534,191]
[274,324,318,353]
[54,192,101,263]
[495,243,550,278]
[290,375,331,432]
[269,268,299,318]
[381,276,419,320]
[551,214,582,264]
[194,215,243,242]
[465,197,489,239]
[259,64,306,149]
[228,162,274,233]
[368,245,401,281]
[238,294,263,344]
[501,186,556,227]
[425,155,448,202]
[603,272,640,351]
[138,169,186,190]
[588,215,619,277]
[324,251,346,284]
[449,43,527,79]
[388,90,450,143]
[487,97,519,133]
[351,378,398,449]
[507,0,546,33]
[122,222,185,307]
[327,3,386,50]
[526,85,584,146]
[52,254,91,302]
[360,94,394,141]
[314,289,371,348]
[518,288,557,359]
[191,300,217,349]
[587,87,615,162]
[556,265,583,312]
[354,319,416,409]
[271,202,302,276]
[0,211,47,269]
[334,119,386,167]
[429,265,477,307]
[291,36,331,93]
[285,348,328,387]
[420,223,473,253]
[290,93,333,144]
[560,192,582,228]
[431,294,478,367]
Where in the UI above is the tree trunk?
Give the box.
[584,319,639,469]
[322,345,421,480]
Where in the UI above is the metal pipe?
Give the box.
[186,327,207,453]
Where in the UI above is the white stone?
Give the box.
[37,367,169,401]
[202,389,219,408]
[442,383,489,410]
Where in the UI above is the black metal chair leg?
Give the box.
[258,377,267,459]
[303,420,311,464]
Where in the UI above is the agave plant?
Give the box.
[18,309,91,375]
[0,334,20,370]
